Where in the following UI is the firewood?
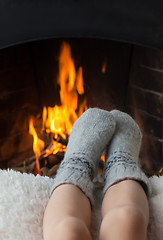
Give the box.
[41,164,60,177]
[53,134,69,146]
[11,161,28,173]
[46,152,64,168]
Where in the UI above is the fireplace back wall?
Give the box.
[0,38,162,174]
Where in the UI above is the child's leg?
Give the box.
[43,108,116,240]
[43,184,92,240]
[100,180,149,240]
[100,110,150,240]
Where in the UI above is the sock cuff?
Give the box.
[50,164,95,207]
[105,151,138,170]
[60,156,95,179]
[103,155,150,197]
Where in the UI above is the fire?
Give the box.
[29,117,45,174]
[42,42,87,138]
[101,155,105,163]
[102,60,107,73]
[29,42,87,173]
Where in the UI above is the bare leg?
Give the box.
[43,184,92,240]
[100,110,150,240]
[100,180,149,240]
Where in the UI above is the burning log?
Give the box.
[53,134,69,146]
[11,139,65,175]
[45,151,65,168]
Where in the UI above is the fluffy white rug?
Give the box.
[0,169,162,240]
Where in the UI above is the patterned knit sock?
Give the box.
[103,110,149,196]
[51,108,116,206]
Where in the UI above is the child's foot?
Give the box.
[51,108,116,205]
[104,110,149,196]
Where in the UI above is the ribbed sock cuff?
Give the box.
[103,152,150,197]
[50,158,95,207]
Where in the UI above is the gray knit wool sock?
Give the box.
[50,108,116,206]
[103,110,149,196]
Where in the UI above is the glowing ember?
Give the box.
[29,42,87,173]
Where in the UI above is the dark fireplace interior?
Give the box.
[0,38,162,175]
[0,1,163,175]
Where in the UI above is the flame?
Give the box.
[76,67,84,95]
[101,155,105,163]
[102,60,107,73]
[29,117,45,174]
[43,42,87,137]
[29,42,87,173]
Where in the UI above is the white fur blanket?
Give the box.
[0,169,162,240]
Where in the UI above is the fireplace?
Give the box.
[0,1,163,175]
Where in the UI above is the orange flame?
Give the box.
[102,60,107,73]
[101,155,105,163]
[29,42,87,173]
[29,117,45,174]
[43,42,87,138]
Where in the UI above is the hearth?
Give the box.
[0,39,131,170]
[0,1,163,175]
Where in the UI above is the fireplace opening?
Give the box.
[0,38,162,176]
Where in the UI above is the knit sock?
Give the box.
[103,110,149,196]
[50,108,116,206]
